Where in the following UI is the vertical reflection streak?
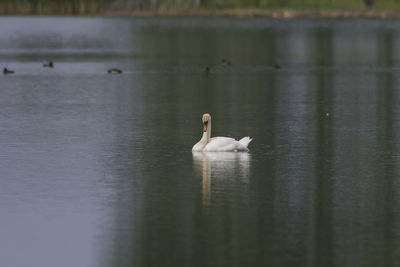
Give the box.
[313,27,334,267]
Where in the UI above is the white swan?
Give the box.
[192,113,252,152]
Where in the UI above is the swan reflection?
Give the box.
[192,152,251,206]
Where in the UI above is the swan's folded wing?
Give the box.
[204,137,248,152]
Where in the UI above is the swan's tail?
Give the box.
[239,136,252,148]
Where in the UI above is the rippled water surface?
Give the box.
[1,16,400,267]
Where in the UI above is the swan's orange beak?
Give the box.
[203,121,208,132]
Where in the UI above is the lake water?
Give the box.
[1,16,400,267]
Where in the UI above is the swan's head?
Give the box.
[202,113,211,132]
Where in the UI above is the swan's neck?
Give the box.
[201,131,209,144]
[199,123,211,146]
[205,121,211,140]
[192,121,212,151]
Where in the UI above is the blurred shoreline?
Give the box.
[113,9,400,19]
[1,9,400,19]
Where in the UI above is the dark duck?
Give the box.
[43,61,54,68]
[3,67,15,74]
[108,68,122,74]
[221,59,232,65]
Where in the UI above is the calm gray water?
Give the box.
[1,16,400,267]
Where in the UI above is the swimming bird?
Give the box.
[3,67,15,74]
[108,68,122,74]
[43,61,54,68]
[205,66,211,74]
[221,59,232,65]
[192,113,252,152]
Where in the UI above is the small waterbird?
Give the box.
[221,59,232,65]
[108,68,122,74]
[3,67,15,74]
[205,66,211,74]
[43,61,54,68]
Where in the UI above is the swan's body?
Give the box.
[192,113,252,152]
[193,136,252,152]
